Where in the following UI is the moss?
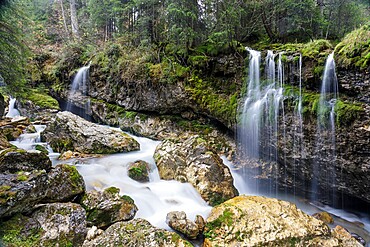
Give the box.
[104,186,120,196]
[0,214,43,247]
[335,25,370,70]
[20,87,60,110]
[334,100,364,126]
[204,208,234,240]
[61,164,83,191]
[17,174,29,182]
[121,195,134,204]
[35,144,48,155]
[128,166,148,182]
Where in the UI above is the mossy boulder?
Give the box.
[82,218,193,247]
[80,187,137,228]
[0,203,87,247]
[45,164,86,202]
[41,111,140,154]
[128,160,150,182]
[203,195,362,247]
[0,148,52,173]
[154,134,238,206]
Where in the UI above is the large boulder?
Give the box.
[82,218,193,247]
[41,111,140,154]
[154,135,238,206]
[0,203,87,247]
[0,116,31,141]
[80,187,137,228]
[203,195,362,247]
[0,164,85,218]
[0,148,52,173]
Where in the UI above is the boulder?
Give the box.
[203,195,362,247]
[45,164,86,202]
[41,111,140,154]
[82,218,193,247]
[166,211,200,239]
[154,135,238,206]
[58,150,102,160]
[127,160,150,182]
[313,211,334,224]
[31,203,87,246]
[0,148,52,173]
[0,164,85,218]
[80,187,137,228]
[0,116,31,141]
[0,203,87,247]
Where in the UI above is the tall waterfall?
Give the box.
[6,97,20,118]
[238,49,285,195]
[313,52,339,205]
[66,62,91,114]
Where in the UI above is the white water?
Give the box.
[5,97,20,118]
[67,63,91,112]
[37,126,211,230]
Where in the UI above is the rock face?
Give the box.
[166,211,201,239]
[41,111,140,154]
[80,187,137,228]
[203,195,362,247]
[0,148,52,173]
[82,218,192,247]
[0,93,4,117]
[154,135,238,206]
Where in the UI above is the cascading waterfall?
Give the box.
[313,52,338,205]
[6,97,20,118]
[66,62,91,113]
[239,49,285,195]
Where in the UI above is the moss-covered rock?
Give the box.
[128,160,150,182]
[335,25,370,70]
[80,187,137,228]
[0,148,52,173]
[82,218,193,247]
[41,111,140,154]
[45,164,85,202]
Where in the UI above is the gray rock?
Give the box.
[80,187,137,228]
[154,134,238,206]
[82,218,193,247]
[41,111,140,154]
[166,211,200,239]
[31,202,87,247]
[0,148,52,173]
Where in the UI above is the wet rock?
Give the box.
[0,133,12,150]
[0,116,31,141]
[195,214,205,233]
[166,211,200,239]
[0,93,4,117]
[127,160,150,182]
[0,148,52,173]
[80,187,137,228]
[351,232,366,246]
[331,225,363,247]
[313,211,334,224]
[82,218,192,247]
[45,164,86,202]
[58,150,103,160]
[41,111,140,154]
[35,144,48,155]
[204,195,332,247]
[154,135,238,206]
[31,202,87,247]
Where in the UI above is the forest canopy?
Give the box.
[0,0,369,87]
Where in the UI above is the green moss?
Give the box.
[61,164,83,190]
[104,186,120,196]
[0,214,43,247]
[335,25,370,70]
[17,174,29,182]
[128,166,148,181]
[35,144,48,155]
[50,138,73,153]
[121,195,134,204]
[20,87,60,110]
[204,208,234,240]
[334,100,364,126]
[0,185,16,204]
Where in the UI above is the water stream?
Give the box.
[5,97,20,118]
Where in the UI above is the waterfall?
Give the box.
[66,62,91,113]
[312,52,338,205]
[239,49,285,195]
[6,97,20,118]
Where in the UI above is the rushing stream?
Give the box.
[10,123,370,244]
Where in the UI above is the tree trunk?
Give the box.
[59,0,69,39]
[70,0,79,39]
